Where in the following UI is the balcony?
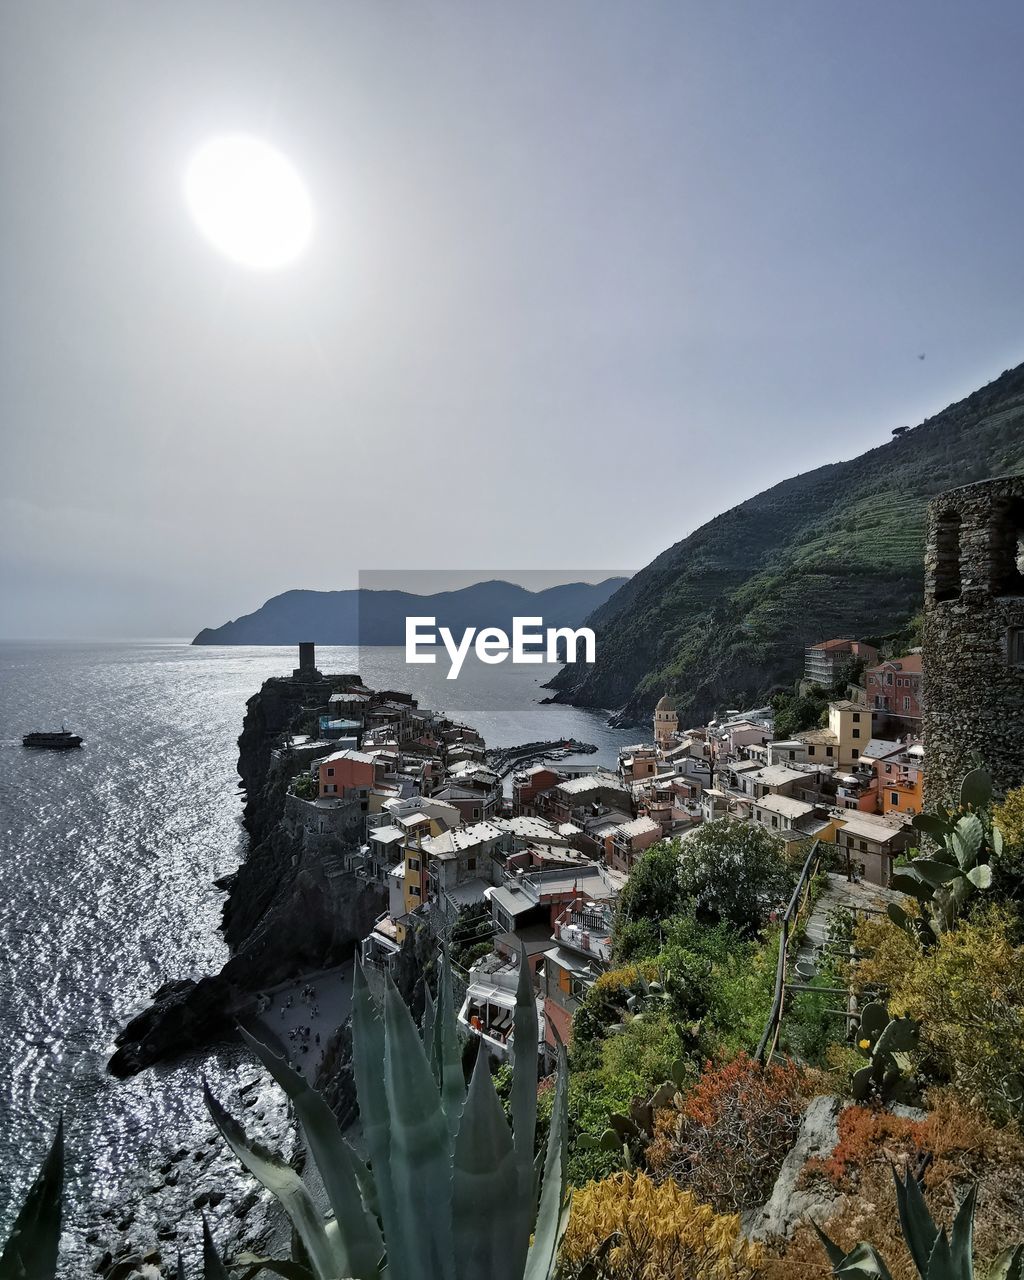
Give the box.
[552,901,613,964]
[457,954,543,1064]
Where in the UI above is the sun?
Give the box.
[183,134,314,271]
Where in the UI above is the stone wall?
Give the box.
[284,792,365,856]
[922,475,1024,807]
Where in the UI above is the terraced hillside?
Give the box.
[549,362,1024,725]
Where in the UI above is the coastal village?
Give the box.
[270,628,928,1077]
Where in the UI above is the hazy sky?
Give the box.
[2,1,1023,638]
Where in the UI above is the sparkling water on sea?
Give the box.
[0,640,634,1269]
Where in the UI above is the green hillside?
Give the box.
[549,362,1024,725]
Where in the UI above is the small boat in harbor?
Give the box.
[22,727,83,750]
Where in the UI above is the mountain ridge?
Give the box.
[547,361,1024,725]
[192,577,629,646]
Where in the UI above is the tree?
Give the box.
[676,820,793,937]
[613,840,685,936]
[771,690,826,740]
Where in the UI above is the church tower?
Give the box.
[654,693,678,749]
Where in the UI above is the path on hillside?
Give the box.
[795,872,901,975]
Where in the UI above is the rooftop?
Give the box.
[556,772,626,796]
[753,764,816,787]
[795,729,839,747]
[837,811,913,843]
[368,825,405,845]
[615,815,661,839]
[755,794,818,819]
[870,654,923,674]
[322,748,376,765]
[424,821,504,859]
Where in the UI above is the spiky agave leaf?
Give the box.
[833,1240,896,1279]
[202,1216,230,1279]
[0,1118,64,1280]
[892,1166,939,1279]
[203,1084,342,1280]
[351,964,401,1263]
[510,947,539,1213]
[452,1052,527,1280]
[422,983,437,1079]
[435,948,465,1138]
[234,1254,315,1280]
[238,1027,382,1279]
[948,1184,977,1280]
[525,1044,571,1280]
[811,1217,848,1269]
[989,1243,1024,1280]
[382,975,456,1280]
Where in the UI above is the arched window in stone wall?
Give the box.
[992,498,1024,597]
[932,511,962,603]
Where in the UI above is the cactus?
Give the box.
[889,769,1000,944]
[851,1001,919,1103]
[815,1167,1024,1280]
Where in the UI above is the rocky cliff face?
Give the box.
[110,672,386,1078]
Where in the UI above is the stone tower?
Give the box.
[293,641,321,681]
[654,693,678,749]
[922,475,1024,808]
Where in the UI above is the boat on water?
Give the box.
[22,728,83,750]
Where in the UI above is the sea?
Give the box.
[0,640,636,1270]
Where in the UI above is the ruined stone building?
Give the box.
[922,475,1024,807]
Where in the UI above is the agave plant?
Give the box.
[814,1166,1024,1280]
[889,769,1000,944]
[204,950,570,1280]
[0,1119,63,1279]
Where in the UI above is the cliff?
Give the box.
[109,671,386,1078]
[548,361,1024,725]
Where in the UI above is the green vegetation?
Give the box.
[676,820,795,936]
[559,772,1024,1279]
[549,363,1024,723]
[290,770,318,800]
[564,827,788,1180]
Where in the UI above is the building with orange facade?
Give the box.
[317,748,376,798]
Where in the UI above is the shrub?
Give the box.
[290,770,317,799]
[646,1052,811,1213]
[612,917,663,963]
[853,908,1024,1118]
[677,819,794,937]
[993,785,1024,916]
[572,963,660,1048]
[559,1171,762,1280]
[994,785,1024,849]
